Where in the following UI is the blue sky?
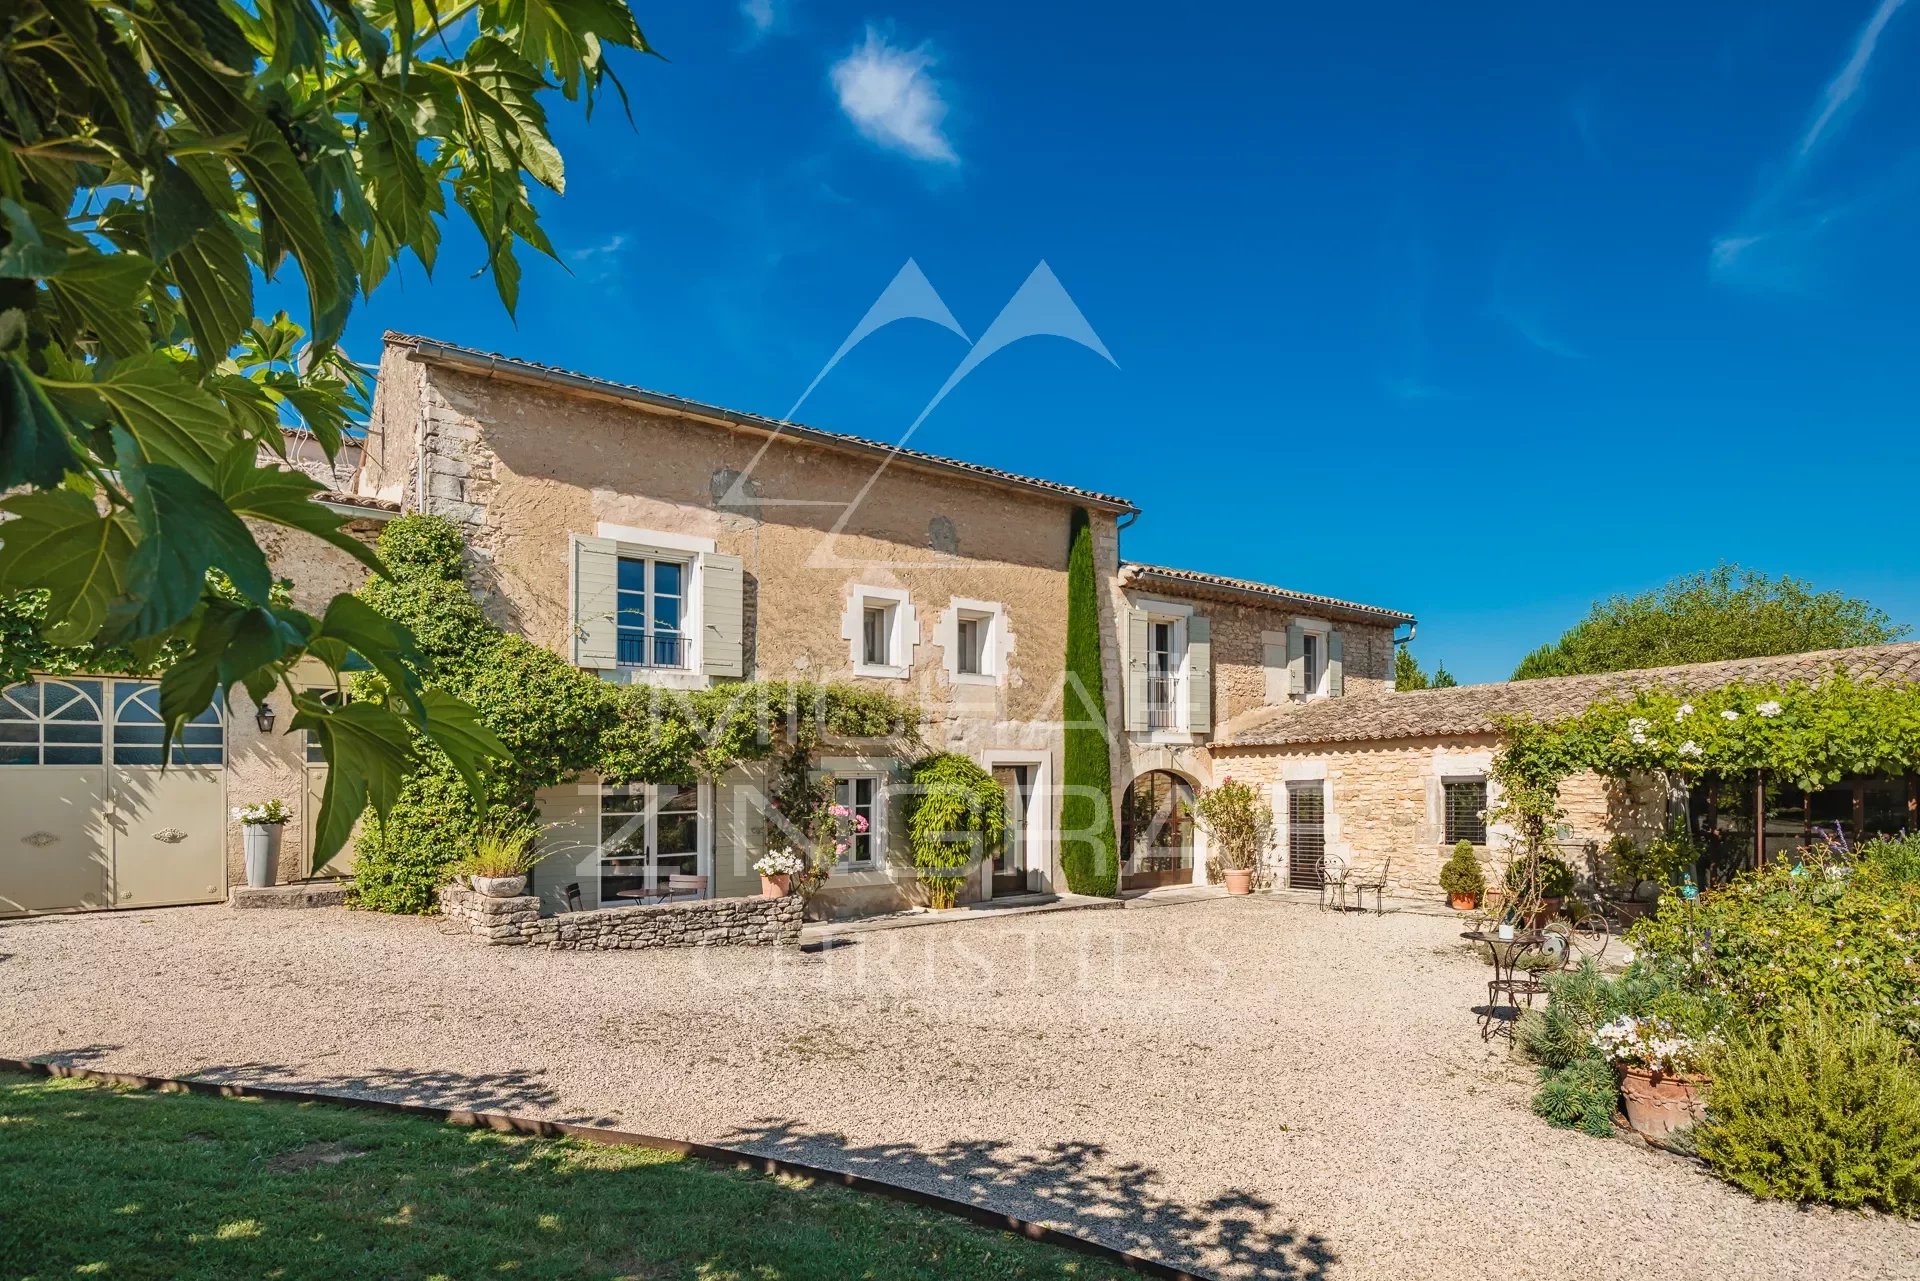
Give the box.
[326,0,1920,683]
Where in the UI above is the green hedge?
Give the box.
[1059,508,1118,897]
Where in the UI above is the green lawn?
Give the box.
[0,1071,1128,1280]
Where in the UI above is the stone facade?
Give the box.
[437,884,802,948]
[1209,732,1672,900]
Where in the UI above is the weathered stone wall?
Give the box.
[1210,733,1671,900]
[438,885,803,948]
[1203,600,1395,721]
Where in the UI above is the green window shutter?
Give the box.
[1328,629,1345,698]
[1286,623,1306,696]
[1186,615,1212,733]
[1263,633,1288,704]
[572,536,619,669]
[700,551,745,678]
[1124,607,1151,732]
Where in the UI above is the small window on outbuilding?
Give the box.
[1444,777,1488,845]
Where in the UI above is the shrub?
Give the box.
[1629,854,1920,1049]
[1189,778,1273,872]
[1439,841,1484,900]
[1506,851,1574,899]
[1059,508,1119,896]
[1532,1057,1618,1138]
[905,753,1007,909]
[1860,832,1920,887]
[1696,1006,1920,1213]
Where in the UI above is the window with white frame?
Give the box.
[835,774,883,867]
[616,553,689,669]
[956,613,987,675]
[1147,617,1184,730]
[1301,630,1322,698]
[942,598,1007,684]
[847,587,914,678]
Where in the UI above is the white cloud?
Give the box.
[829,27,958,164]
[1798,0,1909,161]
[740,0,776,37]
[1713,0,1912,291]
[570,234,627,262]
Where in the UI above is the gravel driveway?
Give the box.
[2,896,1914,1279]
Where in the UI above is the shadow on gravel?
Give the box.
[722,1120,1336,1279]
[184,1061,619,1124]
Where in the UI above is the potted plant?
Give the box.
[753,847,805,898]
[1439,840,1484,910]
[1593,1014,1711,1139]
[458,822,541,898]
[1506,851,1574,926]
[1190,777,1273,896]
[233,799,292,888]
[904,753,1006,911]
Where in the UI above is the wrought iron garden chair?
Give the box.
[1350,857,1392,916]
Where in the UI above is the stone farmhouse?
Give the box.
[4,332,1916,918]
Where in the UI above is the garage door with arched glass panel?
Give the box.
[0,677,226,916]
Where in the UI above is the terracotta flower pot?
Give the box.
[1616,1064,1709,1139]
[1449,892,1480,911]
[1524,896,1565,927]
[760,872,792,899]
[1223,868,1254,895]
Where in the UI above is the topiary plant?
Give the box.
[1439,840,1485,904]
[904,753,1007,909]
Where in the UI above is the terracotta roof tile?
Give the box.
[385,332,1137,513]
[1215,642,1920,748]
[1121,563,1414,624]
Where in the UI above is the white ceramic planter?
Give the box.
[243,824,279,888]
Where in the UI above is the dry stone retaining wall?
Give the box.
[438,886,802,949]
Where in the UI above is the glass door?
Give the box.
[991,764,1032,895]
[598,782,705,904]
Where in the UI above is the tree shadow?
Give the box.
[721,1119,1337,1279]
[183,1061,624,1125]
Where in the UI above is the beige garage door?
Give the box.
[0,678,225,917]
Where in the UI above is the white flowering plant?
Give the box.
[753,848,806,877]
[232,799,292,827]
[1593,1014,1709,1076]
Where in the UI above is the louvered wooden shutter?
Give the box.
[572,536,619,669]
[1124,607,1151,732]
[1186,615,1212,734]
[1328,629,1345,698]
[700,551,745,678]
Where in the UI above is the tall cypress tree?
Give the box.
[1060,508,1120,896]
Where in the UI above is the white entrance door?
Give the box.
[596,781,710,905]
[0,677,225,916]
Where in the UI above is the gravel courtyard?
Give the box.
[2,896,1914,1279]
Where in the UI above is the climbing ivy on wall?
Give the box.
[1060,507,1121,896]
[348,515,921,913]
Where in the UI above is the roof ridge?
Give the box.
[382,331,1136,512]
[1119,561,1414,623]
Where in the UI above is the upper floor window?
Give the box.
[1147,619,1181,730]
[847,586,914,679]
[617,554,687,669]
[940,598,1008,685]
[956,614,986,675]
[1302,632,1322,697]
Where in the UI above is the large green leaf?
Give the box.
[167,214,253,361]
[146,159,217,263]
[418,684,509,800]
[120,454,272,637]
[312,593,428,721]
[0,199,68,279]
[234,118,348,350]
[0,488,135,644]
[82,355,235,484]
[0,358,82,489]
[295,696,420,871]
[45,251,154,358]
[215,448,383,573]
